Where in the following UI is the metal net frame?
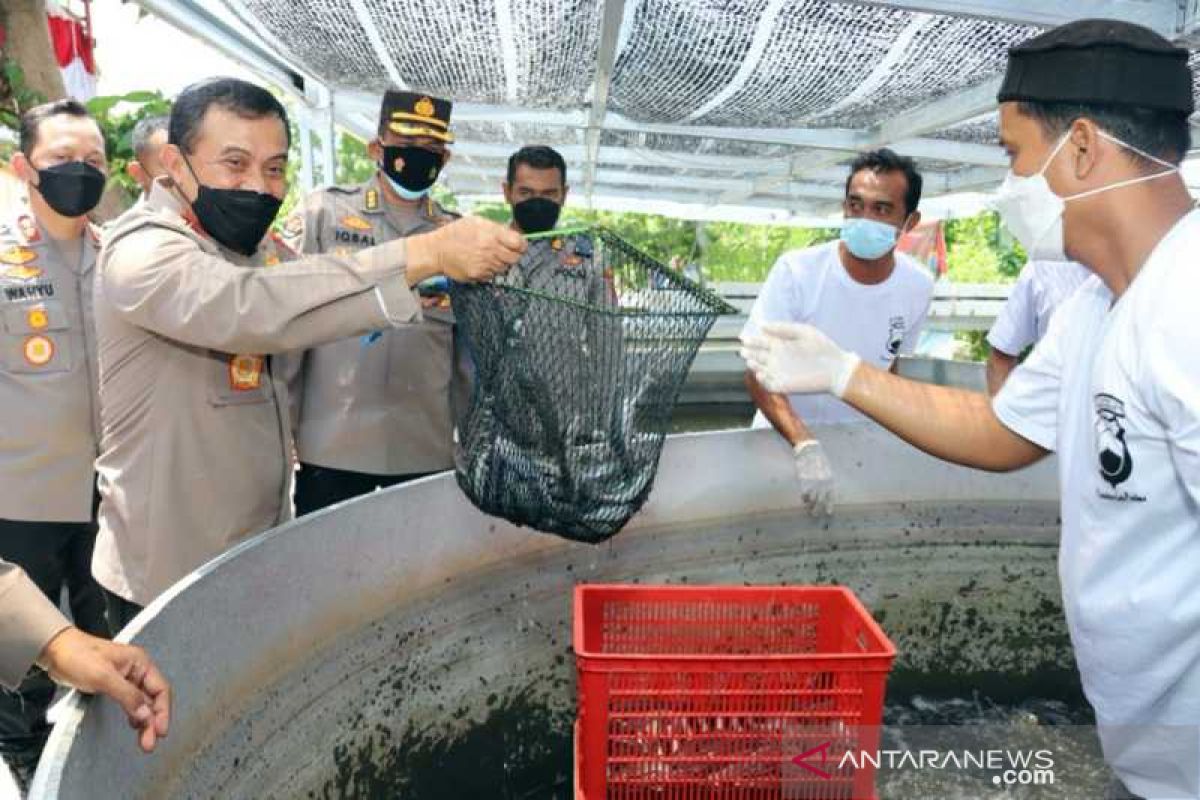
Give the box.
[450,227,736,542]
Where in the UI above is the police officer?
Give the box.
[503,145,610,303]
[0,99,111,791]
[92,78,523,628]
[125,115,170,199]
[283,90,468,515]
[498,145,621,456]
[0,558,170,755]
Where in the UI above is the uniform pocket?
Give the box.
[0,300,72,373]
[206,351,272,406]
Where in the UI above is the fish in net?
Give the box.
[449,227,735,543]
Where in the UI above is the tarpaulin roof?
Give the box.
[133,0,1200,225]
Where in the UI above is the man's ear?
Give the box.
[440,149,452,168]
[159,143,194,196]
[905,211,921,233]
[367,139,382,163]
[126,161,149,192]
[10,152,38,186]
[1069,118,1102,181]
[502,182,513,206]
[561,184,570,205]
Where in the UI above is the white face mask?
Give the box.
[992,130,1179,261]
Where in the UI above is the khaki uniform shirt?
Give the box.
[0,558,69,688]
[0,211,100,522]
[92,181,422,605]
[282,177,466,475]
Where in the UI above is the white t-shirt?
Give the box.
[994,211,1200,799]
[742,241,934,425]
[987,259,1092,355]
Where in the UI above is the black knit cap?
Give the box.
[998,19,1194,114]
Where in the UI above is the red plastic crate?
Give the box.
[573,584,896,800]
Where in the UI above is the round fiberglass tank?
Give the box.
[31,425,1075,799]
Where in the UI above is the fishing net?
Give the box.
[449,227,735,543]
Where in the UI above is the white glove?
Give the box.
[740,322,861,397]
[793,440,834,517]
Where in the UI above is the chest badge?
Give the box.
[340,215,373,232]
[1,247,39,269]
[3,264,42,283]
[17,215,41,244]
[27,306,49,330]
[886,316,906,357]
[23,335,54,366]
[229,354,265,391]
[1095,393,1133,488]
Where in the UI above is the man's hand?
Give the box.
[741,322,861,396]
[37,627,171,753]
[406,216,527,283]
[794,439,834,516]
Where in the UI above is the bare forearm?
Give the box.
[745,370,811,445]
[842,362,1046,471]
[985,350,1019,397]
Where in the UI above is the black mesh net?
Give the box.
[450,227,735,543]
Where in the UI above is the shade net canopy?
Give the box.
[450,228,734,541]
[176,0,1200,224]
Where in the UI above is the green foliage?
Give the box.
[0,59,46,136]
[943,211,1025,284]
[468,200,836,281]
[953,330,991,362]
[701,223,838,281]
[941,211,1025,362]
[84,91,172,199]
[337,133,375,184]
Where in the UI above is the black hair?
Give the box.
[19,99,94,156]
[1016,101,1191,167]
[169,77,290,155]
[845,148,923,216]
[506,145,567,186]
[131,115,169,159]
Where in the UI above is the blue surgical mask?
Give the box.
[381,168,430,200]
[840,217,902,260]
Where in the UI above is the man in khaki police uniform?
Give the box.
[0,99,111,790]
[283,90,469,514]
[92,78,524,628]
[0,558,170,755]
[125,115,170,198]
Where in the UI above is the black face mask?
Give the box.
[380,145,444,195]
[512,197,562,234]
[183,157,281,257]
[36,162,106,218]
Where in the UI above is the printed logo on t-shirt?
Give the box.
[1095,392,1145,502]
[885,316,906,357]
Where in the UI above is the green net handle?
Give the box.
[523,226,593,242]
[512,225,738,316]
